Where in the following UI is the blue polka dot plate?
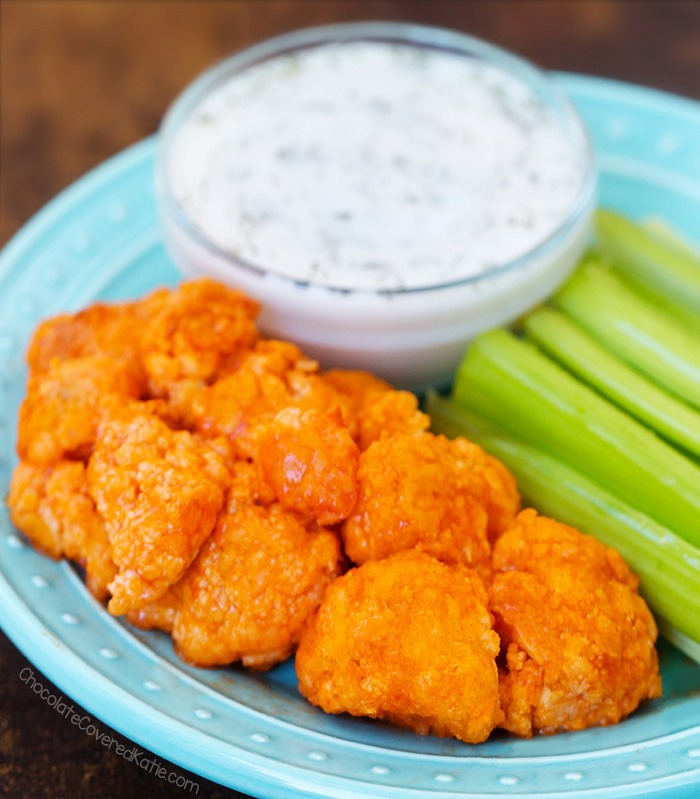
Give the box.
[0,74,699,799]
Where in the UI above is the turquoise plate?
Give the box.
[0,74,699,799]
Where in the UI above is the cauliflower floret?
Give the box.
[7,459,116,599]
[296,550,504,743]
[192,339,349,459]
[255,406,359,526]
[138,278,259,422]
[26,300,146,386]
[87,402,230,615]
[322,368,429,449]
[342,432,518,571]
[490,509,662,736]
[17,355,142,466]
[171,499,343,670]
[127,458,344,670]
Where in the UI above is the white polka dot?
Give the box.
[194,708,212,719]
[250,732,269,743]
[370,765,390,775]
[99,648,119,660]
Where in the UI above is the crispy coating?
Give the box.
[87,402,230,615]
[255,406,359,526]
[342,432,518,570]
[191,339,312,455]
[322,369,429,449]
[17,355,142,466]
[26,300,145,384]
[7,460,116,599]
[139,279,259,421]
[296,551,504,743]
[8,462,63,559]
[126,460,275,634]
[126,588,180,633]
[192,339,348,459]
[171,499,344,669]
[490,509,662,737]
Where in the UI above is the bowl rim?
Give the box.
[155,20,599,297]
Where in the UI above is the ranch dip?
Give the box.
[167,40,586,291]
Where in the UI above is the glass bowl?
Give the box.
[155,22,597,390]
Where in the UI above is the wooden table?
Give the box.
[1,2,698,797]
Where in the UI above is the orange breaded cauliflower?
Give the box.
[17,355,142,466]
[126,460,273,634]
[342,432,519,571]
[126,589,180,634]
[322,368,429,449]
[192,340,312,453]
[26,299,146,385]
[296,550,504,743]
[490,509,662,737]
[7,460,116,599]
[255,406,359,526]
[139,279,259,421]
[171,500,344,670]
[192,339,349,459]
[87,402,231,615]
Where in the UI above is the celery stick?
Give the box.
[657,622,700,665]
[610,274,700,336]
[583,246,700,336]
[523,307,700,458]
[596,209,700,314]
[643,216,700,263]
[451,329,700,548]
[554,262,700,409]
[426,391,700,647]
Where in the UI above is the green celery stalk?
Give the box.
[554,261,700,409]
[596,208,700,315]
[643,216,700,264]
[588,247,700,338]
[426,391,700,656]
[657,623,700,665]
[451,328,700,548]
[522,307,700,458]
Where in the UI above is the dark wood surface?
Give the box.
[1,2,699,797]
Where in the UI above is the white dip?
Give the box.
[167,41,586,291]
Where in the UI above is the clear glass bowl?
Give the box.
[155,22,597,390]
